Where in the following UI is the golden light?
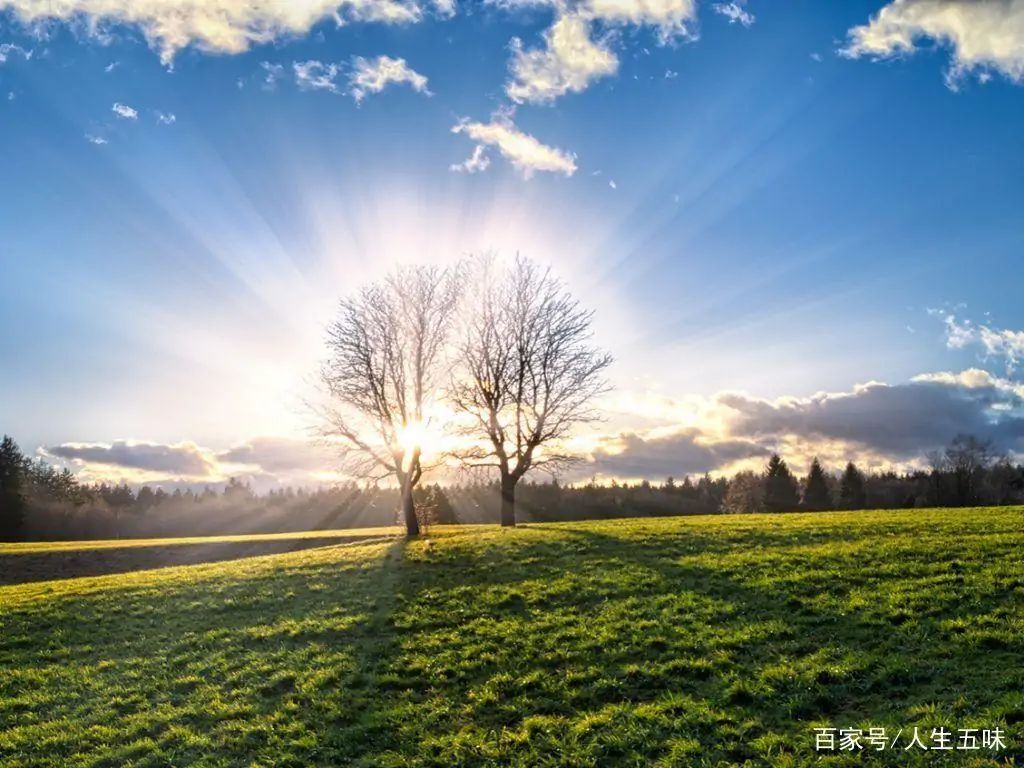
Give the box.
[397,419,447,467]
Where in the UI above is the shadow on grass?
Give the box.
[0,535,392,585]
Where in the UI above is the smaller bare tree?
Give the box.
[452,255,612,526]
[317,265,459,536]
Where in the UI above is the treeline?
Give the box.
[2,433,1023,541]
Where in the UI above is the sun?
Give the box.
[397,419,447,463]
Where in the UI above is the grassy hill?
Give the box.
[2,508,1023,766]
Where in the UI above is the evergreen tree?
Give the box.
[425,484,458,525]
[802,457,832,511]
[763,453,799,512]
[0,435,27,541]
[839,462,867,509]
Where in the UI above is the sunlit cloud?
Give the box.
[506,10,618,104]
[716,372,1024,458]
[45,364,1024,488]
[451,110,577,177]
[842,0,1024,88]
[349,55,431,102]
[47,440,216,477]
[0,0,428,65]
[582,0,698,40]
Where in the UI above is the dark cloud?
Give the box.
[590,428,769,478]
[720,373,1024,458]
[47,441,214,476]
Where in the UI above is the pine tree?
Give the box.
[839,462,867,510]
[0,435,27,541]
[763,453,799,512]
[802,457,832,511]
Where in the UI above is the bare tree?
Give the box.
[451,255,612,526]
[318,265,459,536]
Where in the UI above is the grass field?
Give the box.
[0,528,399,585]
[2,508,1023,767]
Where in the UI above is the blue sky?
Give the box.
[2,0,1024,486]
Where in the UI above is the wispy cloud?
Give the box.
[155,111,176,125]
[84,133,108,145]
[934,310,1024,374]
[449,144,491,173]
[259,61,284,91]
[842,0,1024,89]
[0,42,31,63]
[112,102,138,120]
[348,55,430,103]
[293,60,342,93]
[713,1,754,27]
[451,110,577,178]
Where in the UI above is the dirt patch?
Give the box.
[0,536,387,585]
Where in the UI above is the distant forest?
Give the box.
[2,433,1023,541]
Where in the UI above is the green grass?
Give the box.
[2,507,1023,767]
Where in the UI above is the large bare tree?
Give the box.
[318,265,459,536]
[452,255,612,526]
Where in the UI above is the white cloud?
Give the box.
[451,111,577,178]
[293,59,342,92]
[842,0,1024,87]
[581,0,698,40]
[449,144,491,173]
[506,10,618,103]
[608,179,617,188]
[0,0,428,65]
[112,101,138,119]
[348,55,431,102]
[104,60,119,72]
[84,133,108,145]
[434,0,457,17]
[936,311,1024,373]
[156,110,176,124]
[713,1,754,27]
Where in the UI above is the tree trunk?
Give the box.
[402,482,420,537]
[500,474,516,528]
